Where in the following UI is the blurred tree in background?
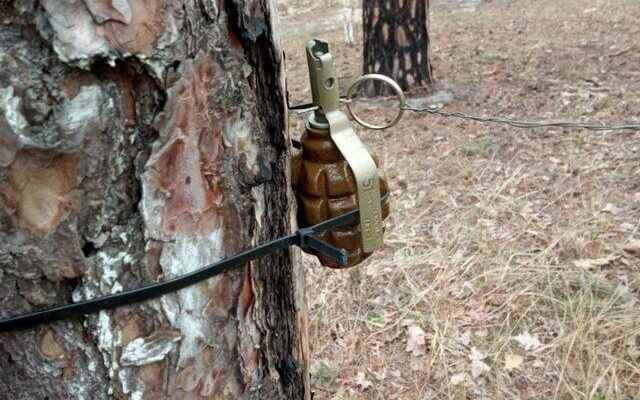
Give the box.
[363,0,433,94]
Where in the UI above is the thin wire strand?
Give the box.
[401,104,640,132]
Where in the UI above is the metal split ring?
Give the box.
[345,74,406,130]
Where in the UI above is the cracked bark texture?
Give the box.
[0,0,309,399]
[363,0,433,95]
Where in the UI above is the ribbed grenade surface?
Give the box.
[293,122,390,268]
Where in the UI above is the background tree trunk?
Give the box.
[0,1,309,399]
[363,0,433,95]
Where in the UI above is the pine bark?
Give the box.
[0,1,309,399]
[363,0,433,94]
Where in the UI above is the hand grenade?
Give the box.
[292,39,391,268]
[292,124,390,268]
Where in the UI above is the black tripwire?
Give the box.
[0,195,388,333]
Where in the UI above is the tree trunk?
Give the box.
[0,1,309,399]
[363,0,433,95]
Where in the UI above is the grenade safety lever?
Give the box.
[293,39,390,268]
[306,39,384,253]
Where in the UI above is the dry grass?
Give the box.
[279,0,640,398]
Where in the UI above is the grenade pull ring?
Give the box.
[345,74,406,130]
[305,39,384,253]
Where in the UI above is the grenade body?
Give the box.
[293,117,390,268]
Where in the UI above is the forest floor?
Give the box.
[279,0,640,399]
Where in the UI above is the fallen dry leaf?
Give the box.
[450,372,469,386]
[456,331,472,346]
[549,157,561,164]
[452,281,475,299]
[471,359,490,379]
[573,256,616,270]
[504,354,524,371]
[631,273,640,292]
[475,329,489,338]
[626,335,640,360]
[401,319,417,327]
[469,347,487,361]
[469,347,490,378]
[370,368,386,381]
[602,203,624,215]
[620,222,636,231]
[623,239,640,257]
[410,357,425,372]
[354,371,372,390]
[405,325,427,356]
[513,332,542,351]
